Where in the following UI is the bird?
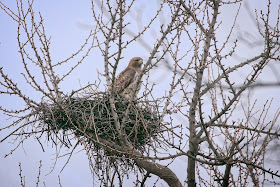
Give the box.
[113,57,143,100]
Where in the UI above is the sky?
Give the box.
[0,0,279,186]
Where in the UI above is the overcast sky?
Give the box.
[0,0,279,186]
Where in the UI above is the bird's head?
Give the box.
[129,57,143,70]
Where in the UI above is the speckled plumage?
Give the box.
[113,57,143,100]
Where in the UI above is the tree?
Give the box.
[1,0,280,186]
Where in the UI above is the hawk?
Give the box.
[113,57,143,100]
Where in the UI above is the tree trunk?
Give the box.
[135,158,183,187]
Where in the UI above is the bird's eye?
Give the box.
[135,59,139,62]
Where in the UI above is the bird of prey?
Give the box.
[113,57,143,100]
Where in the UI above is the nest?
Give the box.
[40,93,160,151]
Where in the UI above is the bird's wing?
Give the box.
[113,67,136,94]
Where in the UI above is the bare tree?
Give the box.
[1,0,280,186]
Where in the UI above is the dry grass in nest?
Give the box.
[40,92,160,152]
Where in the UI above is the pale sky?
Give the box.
[0,0,279,186]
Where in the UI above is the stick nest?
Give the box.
[40,93,161,151]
